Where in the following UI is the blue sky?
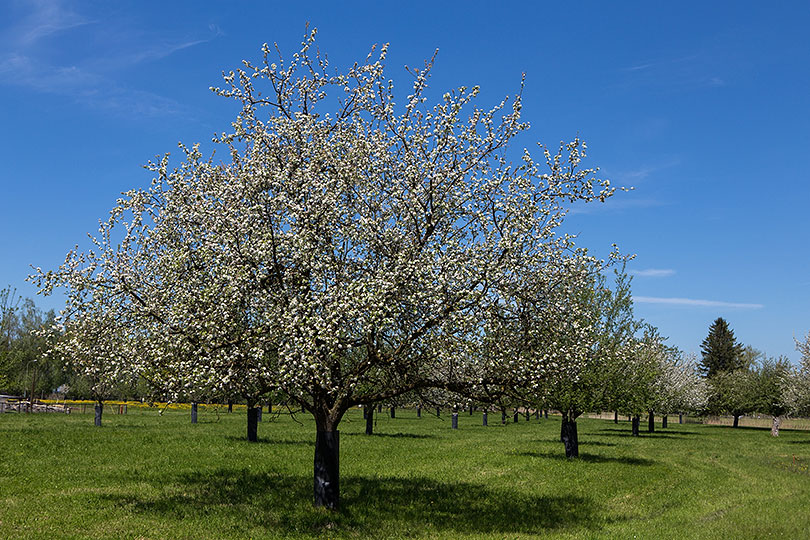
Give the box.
[1,1,808,362]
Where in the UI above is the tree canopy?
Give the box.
[33,31,626,509]
[699,317,744,378]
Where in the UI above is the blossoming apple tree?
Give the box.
[648,352,708,428]
[785,331,810,416]
[499,262,638,457]
[35,30,619,510]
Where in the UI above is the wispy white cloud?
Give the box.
[630,269,675,278]
[0,52,183,117]
[106,38,213,67]
[208,23,225,37]
[620,54,700,74]
[621,166,659,181]
[635,296,764,309]
[623,62,654,72]
[617,51,728,92]
[611,158,680,184]
[13,0,95,46]
[568,197,663,215]
[0,1,219,118]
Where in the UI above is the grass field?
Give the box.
[2,407,809,539]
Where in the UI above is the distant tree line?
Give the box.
[0,286,147,401]
[700,317,810,436]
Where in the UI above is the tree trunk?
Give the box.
[733,414,740,428]
[648,411,655,433]
[469,405,473,415]
[365,406,373,435]
[94,402,103,427]
[314,430,340,510]
[482,410,488,426]
[378,404,382,413]
[535,410,539,420]
[452,411,458,429]
[544,410,548,419]
[662,415,668,428]
[268,403,272,414]
[501,410,506,424]
[257,407,263,422]
[561,415,579,458]
[191,402,198,424]
[525,410,530,421]
[631,415,640,436]
[679,413,683,424]
[247,407,258,442]
[390,406,395,419]
[416,406,421,418]
[436,407,440,417]
[513,410,519,423]
[771,416,781,437]
[614,411,618,423]
[228,400,233,413]
[29,368,37,412]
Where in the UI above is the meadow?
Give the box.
[2,407,809,539]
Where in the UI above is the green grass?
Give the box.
[2,408,809,539]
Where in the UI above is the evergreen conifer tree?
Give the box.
[700,318,744,378]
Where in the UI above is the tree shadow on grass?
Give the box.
[787,439,810,445]
[513,451,654,466]
[575,440,618,447]
[535,438,617,447]
[343,431,436,439]
[224,435,310,445]
[711,425,779,433]
[375,416,432,421]
[103,468,612,536]
[596,428,692,439]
